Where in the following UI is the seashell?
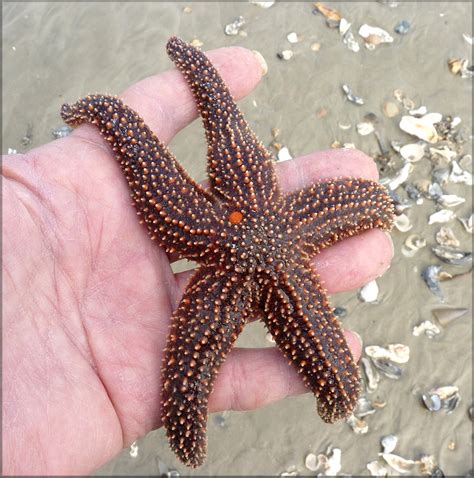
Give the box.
[358,280,379,302]
[436,227,460,247]
[277,146,293,162]
[431,385,459,401]
[412,320,441,338]
[400,143,425,162]
[371,358,402,380]
[448,58,474,78]
[421,265,444,301]
[432,307,468,326]
[450,160,473,185]
[432,245,472,266]
[365,343,410,364]
[339,18,351,35]
[399,114,441,143]
[419,455,443,476]
[342,84,364,105]
[361,357,380,392]
[438,194,465,208]
[224,16,245,36]
[338,122,352,130]
[427,182,443,200]
[346,414,368,434]
[394,19,411,35]
[423,386,461,414]
[432,167,450,185]
[458,214,473,233]
[317,447,342,476]
[313,2,342,22]
[382,163,414,191]
[250,0,275,7]
[409,105,428,116]
[286,32,299,43]
[356,121,375,135]
[305,452,319,471]
[402,234,426,257]
[428,209,455,225]
[429,146,457,162]
[167,470,180,477]
[310,42,321,51]
[380,453,417,474]
[422,392,442,412]
[394,213,413,232]
[342,31,361,52]
[280,468,298,477]
[129,441,139,458]
[367,460,390,477]
[277,50,294,61]
[354,395,377,417]
[381,434,398,454]
[359,24,394,49]
[383,101,399,118]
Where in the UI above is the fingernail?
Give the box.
[384,231,394,259]
[252,50,268,76]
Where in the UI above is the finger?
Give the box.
[71,46,266,146]
[208,330,362,413]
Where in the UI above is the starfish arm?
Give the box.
[61,95,222,260]
[261,262,360,423]
[283,178,394,255]
[166,37,279,208]
[161,267,253,467]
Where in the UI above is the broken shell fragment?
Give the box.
[358,280,379,302]
[341,84,365,105]
[317,447,342,476]
[429,146,457,162]
[394,20,411,35]
[359,24,394,49]
[412,320,441,338]
[382,163,414,191]
[400,143,425,162]
[429,209,455,225]
[436,226,460,247]
[421,265,444,301]
[450,160,473,185]
[367,460,390,476]
[394,213,413,232]
[224,16,246,36]
[371,358,402,379]
[381,434,398,454]
[431,245,472,266]
[250,0,275,6]
[423,386,461,414]
[381,453,417,474]
[383,101,399,118]
[448,58,474,78]
[458,214,473,233]
[354,395,377,417]
[438,194,465,208]
[399,114,441,143]
[346,414,368,434]
[365,343,410,363]
[313,2,342,22]
[305,452,319,471]
[286,32,299,43]
[342,31,361,52]
[361,357,380,392]
[402,234,426,257]
[432,307,468,327]
[356,121,375,135]
[277,146,293,162]
[277,50,294,60]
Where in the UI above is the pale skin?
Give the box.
[2,45,393,475]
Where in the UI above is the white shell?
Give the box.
[458,214,473,233]
[428,209,455,225]
[429,146,457,162]
[412,320,441,338]
[361,357,380,392]
[430,385,459,400]
[305,452,318,471]
[342,31,361,52]
[409,105,428,115]
[277,146,293,162]
[317,448,342,476]
[381,453,417,474]
[358,24,394,47]
[346,414,369,434]
[401,234,426,257]
[287,32,299,43]
[367,461,390,476]
[339,18,351,35]
[381,163,414,190]
[381,434,398,454]
[394,213,413,232]
[450,160,473,185]
[129,441,139,458]
[365,344,410,364]
[250,0,275,7]
[399,114,441,143]
[279,49,294,60]
[436,226,460,247]
[356,121,375,135]
[359,280,379,303]
[438,194,466,208]
[400,143,426,162]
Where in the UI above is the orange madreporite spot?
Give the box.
[228,211,244,224]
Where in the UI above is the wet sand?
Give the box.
[3,2,472,475]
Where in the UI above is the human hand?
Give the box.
[2,45,393,475]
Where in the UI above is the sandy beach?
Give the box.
[3,2,472,475]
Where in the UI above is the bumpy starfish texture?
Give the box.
[61,36,395,468]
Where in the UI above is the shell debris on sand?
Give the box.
[341,84,364,105]
[412,320,441,338]
[428,209,456,225]
[399,113,442,143]
[402,234,426,257]
[358,280,379,302]
[422,386,461,414]
[432,306,468,327]
[358,24,394,49]
[381,434,398,454]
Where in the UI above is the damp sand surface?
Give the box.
[3,2,472,475]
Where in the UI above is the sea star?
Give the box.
[61,36,395,468]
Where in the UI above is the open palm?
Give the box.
[2,45,393,475]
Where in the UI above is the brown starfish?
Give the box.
[61,36,395,468]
